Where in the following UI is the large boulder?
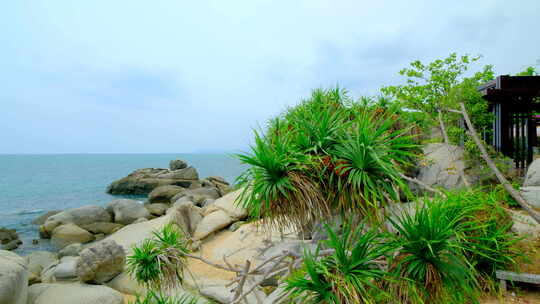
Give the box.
[145,203,169,216]
[157,167,199,180]
[416,143,469,190]
[193,190,248,241]
[193,210,234,241]
[105,271,146,295]
[520,186,540,208]
[41,206,112,238]
[107,167,198,195]
[31,211,61,225]
[58,243,83,258]
[106,199,150,225]
[51,224,94,248]
[204,190,247,220]
[508,209,540,237]
[202,177,233,196]
[524,158,540,186]
[169,159,188,170]
[170,202,204,237]
[172,187,221,206]
[0,227,22,251]
[41,256,79,283]
[25,251,58,284]
[0,250,28,304]
[148,185,185,204]
[76,240,125,284]
[81,222,124,235]
[27,283,123,304]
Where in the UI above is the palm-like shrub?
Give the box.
[236,129,328,231]
[285,220,391,304]
[387,201,479,303]
[127,223,190,291]
[236,87,418,229]
[443,190,521,291]
[330,110,417,217]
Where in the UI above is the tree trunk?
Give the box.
[458,102,540,224]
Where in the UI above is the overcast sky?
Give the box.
[1,1,539,154]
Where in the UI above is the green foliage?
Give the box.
[382,53,495,148]
[130,290,201,304]
[284,220,391,304]
[446,190,522,284]
[387,199,479,303]
[330,110,417,217]
[236,88,419,229]
[516,66,537,76]
[127,223,190,291]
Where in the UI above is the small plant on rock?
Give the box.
[387,200,479,303]
[284,219,391,304]
[127,223,191,291]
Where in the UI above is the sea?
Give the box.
[0,154,247,255]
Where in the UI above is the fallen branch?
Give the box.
[398,172,446,197]
[457,102,540,224]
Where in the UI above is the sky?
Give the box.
[1,1,539,154]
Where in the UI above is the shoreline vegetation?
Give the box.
[2,54,540,304]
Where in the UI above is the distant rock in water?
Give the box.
[106,159,201,195]
[0,227,22,251]
[169,159,188,170]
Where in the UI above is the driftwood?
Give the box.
[456,102,540,224]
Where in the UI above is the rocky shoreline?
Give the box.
[3,153,540,304]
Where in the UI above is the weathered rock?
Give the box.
[107,167,197,195]
[157,167,199,180]
[81,222,124,235]
[58,243,83,258]
[169,202,203,236]
[105,271,146,295]
[25,251,58,284]
[0,227,21,251]
[200,285,265,304]
[145,203,169,216]
[201,198,215,208]
[204,190,247,220]
[228,221,245,232]
[0,250,28,304]
[40,256,79,283]
[193,210,233,240]
[509,209,540,237]
[76,240,125,284]
[101,207,182,251]
[41,206,112,238]
[27,283,123,304]
[520,186,540,208]
[148,185,185,204]
[106,199,150,225]
[524,158,540,187]
[203,177,233,196]
[416,143,469,190]
[173,187,221,206]
[31,211,61,225]
[132,218,148,224]
[51,224,94,248]
[169,159,188,170]
[1,239,22,251]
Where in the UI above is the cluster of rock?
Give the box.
[0,159,254,304]
[0,227,22,251]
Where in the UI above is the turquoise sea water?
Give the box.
[0,154,246,254]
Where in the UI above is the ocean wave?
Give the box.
[13,209,45,215]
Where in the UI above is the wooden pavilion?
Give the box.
[478,75,540,170]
